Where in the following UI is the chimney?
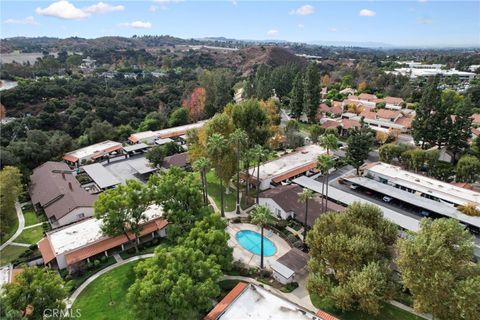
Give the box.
[68,182,73,191]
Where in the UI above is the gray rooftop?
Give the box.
[127,156,158,175]
[83,163,122,189]
[123,143,149,153]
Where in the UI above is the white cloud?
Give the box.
[329,27,338,32]
[417,17,433,25]
[290,4,314,16]
[3,16,37,25]
[231,0,238,6]
[84,2,124,14]
[297,23,305,28]
[149,5,158,12]
[266,29,279,37]
[36,1,124,20]
[119,21,153,29]
[36,1,89,20]
[359,9,376,17]
[418,0,428,3]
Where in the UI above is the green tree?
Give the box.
[128,246,222,320]
[303,63,320,122]
[456,155,480,183]
[346,129,374,174]
[86,120,115,144]
[307,203,398,315]
[168,108,189,127]
[396,218,480,320]
[379,143,398,163]
[192,157,212,206]
[250,205,276,268]
[94,180,150,253]
[207,133,228,217]
[448,104,473,162]
[230,129,248,214]
[0,166,22,240]
[252,144,268,204]
[298,188,314,243]
[138,112,167,131]
[1,266,67,320]
[317,154,334,214]
[319,133,338,155]
[290,73,304,119]
[309,124,323,143]
[145,145,166,168]
[231,99,271,147]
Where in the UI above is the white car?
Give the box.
[382,196,393,203]
[350,184,359,190]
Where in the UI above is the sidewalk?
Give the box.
[0,201,25,251]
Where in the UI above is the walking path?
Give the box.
[66,254,154,309]
[112,253,123,263]
[9,242,30,247]
[0,202,25,251]
[389,300,431,320]
[23,222,44,230]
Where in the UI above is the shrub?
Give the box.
[281,282,299,293]
[93,259,101,267]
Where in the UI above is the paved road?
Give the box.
[0,202,25,251]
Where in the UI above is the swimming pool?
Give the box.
[235,230,277,256]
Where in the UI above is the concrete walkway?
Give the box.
[9,242,30,247]
[66,254,154,309]
[23,222,44,230]
[389,300,431,320]
[0,201,25,251]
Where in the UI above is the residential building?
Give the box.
[128,121,207,144]
[29,162,97,228]
[204,282,337,320]
[37,205,167,271]
[162,152,189,170]
[259,184,344,226]
[270,248,308,284]
[241,145,326,191]
[63,140,123,167]
[388,67,475,81]
[384,96,405,110]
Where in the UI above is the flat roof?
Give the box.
[83,163,121,189]
[366,162,480,207]
[123,143,149,153]
[63,141,122,162]
[127,156,157,175]
[293,175,421,232]
[46,205,162,256]
[129,121,207,143]
[346,176,480,228]
[217,284,319,320]
[270,260,295,279]
[155,137,174,145]
[248,145,326,182]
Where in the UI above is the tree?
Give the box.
[307,203,398,315]
[207,133,228,217]
[192,157,211,206]
[346,129,374,174]
[231,99,272,147]
[250,205,276,268]
[319,133,338,155]
[138,112,166,132]
[179,213,233,270]
[252,144,268,204]
[456,155,480,183]
[1,266,67,320]
[230,129,248,214]
[148,167,205,236]
[303,63,320,122]
[198,68,233,117]
[86,120,115,144]
[145,145,166,168]
[448,103,473,162]
[168,107,189,127]
[128,246,222,320]
[298,188,314,243]
[94,180,150,253]
[290,73,304,119]
[317,154,334,214]
[182,87,206,122]
[0,166,22,240]
[396,218,480,320]
[321,74,331,88]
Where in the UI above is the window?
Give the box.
[77,213,85,219]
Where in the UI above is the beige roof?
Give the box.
[377,109,400,119]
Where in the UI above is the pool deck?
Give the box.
[227,223,291,268]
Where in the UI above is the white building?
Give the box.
[63,140,123,167]
[128,121,208,144]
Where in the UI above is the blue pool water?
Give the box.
[235,230,276,256]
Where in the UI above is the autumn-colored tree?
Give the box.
[375,131,389,145]
[321,74,331,88]
[183,87,206,122]
[357,80,367,92]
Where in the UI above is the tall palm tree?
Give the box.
[252,145,267,205]
[207,133,227,217]
[319,133,339,155]
[242,148,254,206]
[230,129,248,214]
[192,157,211,206]
[250,205,276,269]
[317,154,334,213]
[298,188,314,243]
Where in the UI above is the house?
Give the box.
[241,145,326,191]
[162,152,189,170]
[63,141,123,167]
[128,121,207,144]
[316,103,343,120]
[472,114,480,126]
[384,96,404,110]
[29,162,97,228]
[204,282,337,320]
[270,248,309,284]
[339,87,356,95]
[320,118,360,136]
[37,205,168,271]
[259,184,344,226]
[377,109,401,122]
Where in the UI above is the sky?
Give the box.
[1,1,479,47]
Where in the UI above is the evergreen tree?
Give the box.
[448,101,473,161]
[290,73,304,119]
[303,63,320,123]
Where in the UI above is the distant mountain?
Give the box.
[309,40,394,48]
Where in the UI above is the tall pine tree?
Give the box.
[448,100,473,162]
[290,73,304,120]
[303,63,320,123]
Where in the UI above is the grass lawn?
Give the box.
[72,260,143,320]
[0,215,19,246]
[311,293,423,320]
[206,171,237,212]
[15,225,45,244]
[23,210,41,227]
[0,245,27,266]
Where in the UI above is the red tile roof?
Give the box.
[204,282,248,320]
[384,96,404,105]
[316,309,340,320]
[271,162,318,183]
[377,109,400,120]
[358,93,378,102]
[341,119,361,129]
[472,128,480,137]
[321,120,341,129]
[38,238,56,264]
[395,116,413,128]
[360,110,377,120]
[472,113,480,124]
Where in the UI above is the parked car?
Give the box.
[382,196,393,203]
[419,210,432,217]
[350,184,359,190]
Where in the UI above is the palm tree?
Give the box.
[230,129,248,214]
[317,154,334,213]
[192,157,211,206]
[252,145,267,205]
[298,188,314,243]
[242,148,254,206]
[319,133,339,155]
[207,133,227,217]
[250,205,276,269]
